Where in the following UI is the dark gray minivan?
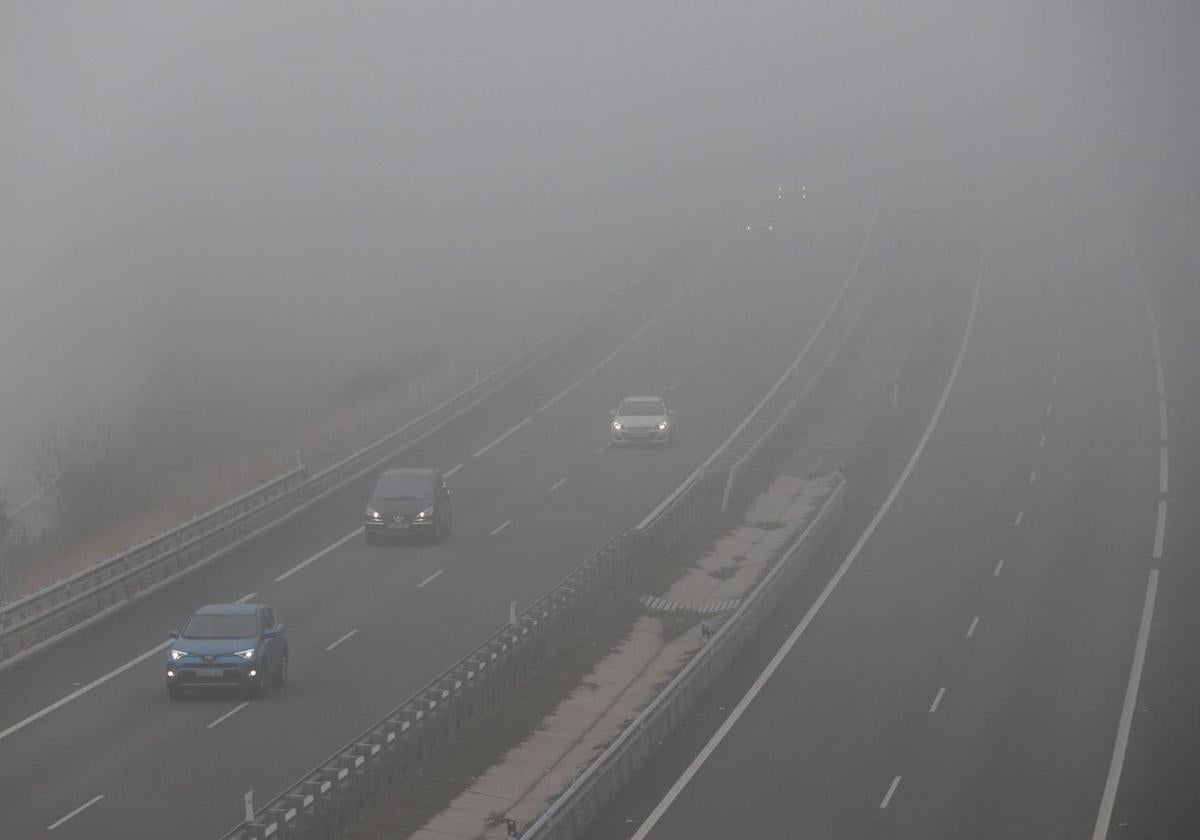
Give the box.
[364,467,452,544]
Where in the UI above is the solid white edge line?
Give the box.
[235,592,258,604]
[417,569,444,589]
[549,478,568,493]
[47,794,105,830]
[929,686,946,713]
[538,377,584,413]
[325,629,359,651]
[1,641,172,742]
[1153,501,1166,560]
[967,616,980,638]
[275,527,362,582]
[490,520,513,536]
[628,225,985,840]
[1091,569,1159,840]
[880,776,902,809]
[444,463,464,478]
[1158,400,1168,443]
[472,416,531,458]
[206,701,250,730]
[1155,363,1166,399]
[1159,446,1169,495]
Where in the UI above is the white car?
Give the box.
[610,396,674,446]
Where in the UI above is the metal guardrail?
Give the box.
[520,477,846,840]
[0,257,651,674]
[217,212,885,840]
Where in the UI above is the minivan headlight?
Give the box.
[366,508,381,520]
[612,420,622,431]
[658,421,669,431]
[416,507,434,519]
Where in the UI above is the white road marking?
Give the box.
[490,519,512,536]
[444,463,464,478]
[880,776,902,809]
[627,228,985,840]
[1051,374,1058,387]
[994,558,1005,577]
[929,687,946,713]
[1153,501,1166,560]
[275,527,362,582]
[1159,446,1169,495]
[206,701,249,730]
[667,380,681,392]
[596,443,611,454]
[549,477,568,493]
[418,569,444,589]
[47,795,104,831]
[1014,511,1024,528]
[472,416,531,458]
[694,356,707,367]
[1151,331,1162,360]
[1029,470,1038,484]
[1091,570,1159,840]
[325,629,359,651]
[966,616,980,638]
[1159,400,1168,442]
[235,592,258,604]
[1039,432,1047,448]
[0,640,172,742]
[538,377,584,413]
[590,343,627,375]
[1046,402,1053,416]
[1155,362,1166,399]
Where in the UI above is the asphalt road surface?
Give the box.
[585,162,1193,840]
[0,182,886,839]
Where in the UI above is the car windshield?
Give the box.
[619,399,665,416]
[373,474,434,500]
[182,613,259,639]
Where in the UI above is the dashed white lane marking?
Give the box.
[206,701,249,730]
[444,463,464,478]
[235,592,258,604]
[418,569,444,589]
[1046,402,1054,416]
[1039,433,1047,448]
[966,616,980,638]
[626,229,984,840]
[549,477,568,493]
[880,776,902,809]
[1029,470,1038,485]
[1014,511,1024,528]
[538,377,584,413]
[1155,362,1166,399]
[1153,501,1166,560]
[0,640,172,743]
[994,559,1005,577]
[47,795,104,831]
[1159,400,1168,442]
[473,417,531,458]
[275,527,362,582]
[695,356,707,367]
[1051,374,1058,387]
[1159,447,1169,495]
[929,687,946,713]
[490,519,513,536]
[590,343,627,375]
[1091,570,1159,840]
[668,380,681,392]
[325,629,359,651]
[596,443,611,454]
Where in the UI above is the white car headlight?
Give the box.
[416,507,434,519]
[169,649,189,661]
[612,420,623,431]
[234,648,256,660]
[366,508,381,520]
[658,421,670,431]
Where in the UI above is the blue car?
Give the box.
[166,603,288,700]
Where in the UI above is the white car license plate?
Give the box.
[196,668,222,678]
[388,522,409,530]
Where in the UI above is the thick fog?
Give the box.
[1,1,1195,526]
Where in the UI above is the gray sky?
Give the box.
[1,1,1195,498]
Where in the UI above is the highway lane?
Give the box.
[0,186,889,838]
[584,166,1167,839]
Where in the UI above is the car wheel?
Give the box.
[166,684,182,701]
[276,654,289,687]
